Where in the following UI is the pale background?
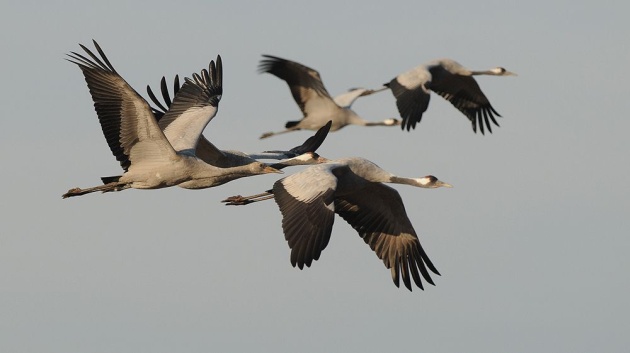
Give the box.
[1,1,629,352]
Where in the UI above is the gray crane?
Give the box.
[223,157,452,291]
[146,76,332,170]
[62,41,284,198]
[258,55,400,139]
[386,58,516,134]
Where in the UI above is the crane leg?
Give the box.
[62,182,128,198]
[221,190,274,205]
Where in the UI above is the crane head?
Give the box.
[492,67,517,76]
[417,175,453,188]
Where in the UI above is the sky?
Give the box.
[1,1,629,352]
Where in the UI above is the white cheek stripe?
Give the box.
[417,177,431,186]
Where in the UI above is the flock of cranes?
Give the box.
[259,54,516,137]
[64,40,515,291]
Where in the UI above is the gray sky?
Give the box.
[2,1,629,352]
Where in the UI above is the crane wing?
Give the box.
[194,135,229,165]
[146,75,181,121]
[67,40,176,171]
[428,65,501,134]
[272,164,343,269]
[386,67,432,131]
[285,120,331,156]
[334,183,439,291]
[158,56,223,154]
[252,120,332,160]
[146,74,227,163]
[259,55,339,116]
[147,74,331,164]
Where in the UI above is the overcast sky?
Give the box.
[1,1,629,352]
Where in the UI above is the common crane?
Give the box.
[386,58,516,134]
[63,41,281,198]
[258,55,399,139]
[146,76,333,170]
[223,157,452,291]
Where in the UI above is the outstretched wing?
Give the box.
[67,40,176,171]
[273,164,343,269]
[386,65,432,131]
[259,55,338,116]
[334,182,440,291]
[146,74,227,163]
[146,75,181,121]
[286,120,331,156]
[158,56,223,154]
[428,64,501,134]
[255,120,332,160]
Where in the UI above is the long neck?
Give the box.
[345,110,370,126]
[345,110,396,127]
[389,176,434,188]
[470,69,498,76]
[181,163,263,189]
[364,119,397,127]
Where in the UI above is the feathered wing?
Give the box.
[193,135,228,165]
[428,65,500,134]
[386,76,431,131]
[147,75,181,121]
[272,165,342,269]
[286,120,331,156]
[146,73,331,164]
[258,120,332,159]
[259,55,339,118]
[203,120,332,166]
[67,40,176,171]
[334,183,440,291]
[146,74,227,163]
[158,56,223,153]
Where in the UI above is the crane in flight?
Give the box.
[63,41,325,198]
[386,58,516,134]
[258,55,399,139]
[223,157,452,291]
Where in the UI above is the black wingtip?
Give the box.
[215,55,223,87]
[147,75,182,118]
[90,40,116,73]
[160,76,171,107]
[258,54,284,74]
[173,74,180,95]
[146,83,165,113]
[288,120,332,155]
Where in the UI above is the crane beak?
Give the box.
[437,181,453,188]
[504,70,517,76]
[264,166,283,174]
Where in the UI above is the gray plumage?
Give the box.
[258,55,399,139]
[146,76,333,169]
[386,58,516,134]
[63,40,280,198]
[223,157,452,291]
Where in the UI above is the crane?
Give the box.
[63,41,282,198]
[223,157,452,291]
[145,75,333,170]
[258,55,399,139]
[386,58,516,134]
